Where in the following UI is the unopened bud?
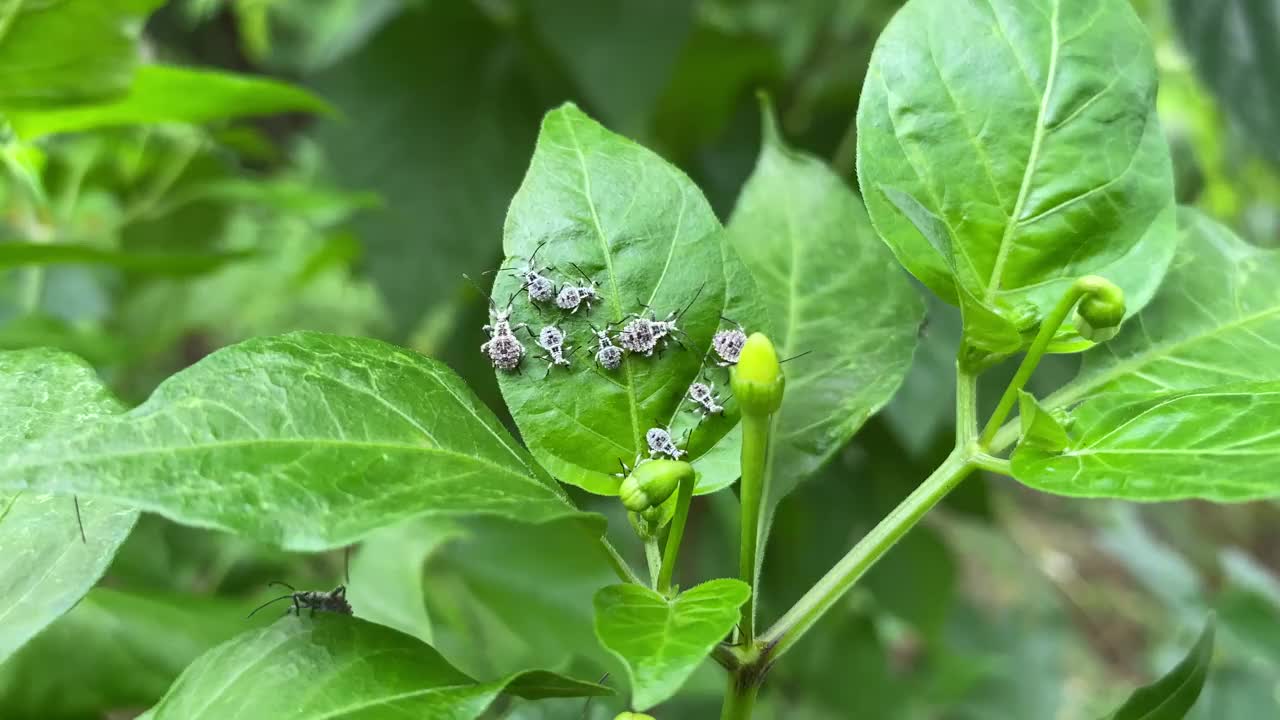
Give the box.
[1073,275,1125,342]
[730,333,784,416]
[619,459,694,512]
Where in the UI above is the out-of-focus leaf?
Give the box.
[1105,617,1215,720]
[725,101,921,509]
[0,349,137,664]
[139,616,609,719]
[1171,0,1280,168]
[313,0,545,334]
[0,332,602,550]
[594,579,749,710]
[348,519,463,644]
[1012,383,1280,501]
[496,104,756,495]
[0,0,163,109]
[260,0,405,72]
[0,588,247,719]
[0,240,252,274]
[858,0,1175,348]
[7,65,331,139]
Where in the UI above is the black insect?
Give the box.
[590,323,624,371]
[555,262,601,314]
[500,241,557,305]
[619,286,703,357]
[248,582,353,619]
[468,274,528,372]
[530,324,575,375]
[686,375,725,416]
[646,426,687,460]
[713,317,748,367]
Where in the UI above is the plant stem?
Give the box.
[658,472,695,595]
[759,449,975,664]
[955,363,978,447]
[978,282,1090,447]
[600,537,644,586]
[737,412,770,645]
[719,670,760,720]
[644,537,662,589]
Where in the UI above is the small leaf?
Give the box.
[858,0,1175,344]
[725,101,923,507]
[1017,390,1070,452]
[0,0,164,109]
[0,349,138,664]
[7,65,332,139]
[0,332,600,550]
[141,616,609,720]
[348,519,463,644]
[1012,383,1280,501]
[593,578,750,710]
[1105,617,1215,720]
[495,103,764,495]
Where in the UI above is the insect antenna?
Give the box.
[73,495,85,544]
[675,283,705,321]
[247,594,296,618]
[267,580,298,592]
[461,273,496,310]
[567,261,593,284]
[343,545,352,585]
[580,672,611,718]
[528,239,550,266]
[780,349,814,364]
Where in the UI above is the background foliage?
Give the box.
[2,0,1279,718]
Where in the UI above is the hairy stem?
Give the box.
[759,449,975,664]
[658,472,695,595]
[644,537,662,589]
[956,364,978,447]
[738,412,770,645]
[719,670,760,720]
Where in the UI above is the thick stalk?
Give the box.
[719,671,760,720]
[657,472,695,595]
[759,449,975,664]
[737,411,770,645]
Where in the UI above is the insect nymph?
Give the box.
[503,240,558,305]
[555,262,601,314]
[713,317,748,367]
[479,285,528,372]
[686,376,725,416]
[591,323,623,371]
[248,582,353,618]
[532,324,574,375]
[619,286,702,357]
[645,426,686,459]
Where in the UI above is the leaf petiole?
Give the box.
[657,472,695,596]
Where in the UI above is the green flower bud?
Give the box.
[615,713,657,720]
[1073,275,1125,342]
[619,459,694,512]
[730,333,784,416]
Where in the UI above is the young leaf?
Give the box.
[0,0,164,109]
[724,104,922,506]
[7,65,332,139]
[593,579,750,711]
[138,616,609,719]
[1017,390,1070,452]
[495,103,764,495]
[858,0,1175,343]
[1012,383,1280,501]
[347,519,464,644]
[0,349,138,664]
[0,332,601,550]
[1104,617,1215,719]
[1049,209,1280,409]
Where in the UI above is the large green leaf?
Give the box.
[0,349,137,664]
[1171,0,1280,168]
[1012,383,1280,501]
[1048,210,1280,409]
[139,616,609,720]
[6,65,331,139]
[857,0,1174,345]
[0,588,248,718]
[0,332,600,550]
[0,0,163,109]
[593,579,749,710]
[725,102,922,507]
[496,104,762,495]
[348,519,463,644]
[1105,618,1215,720]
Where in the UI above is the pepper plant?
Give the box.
[1,0,1276,717]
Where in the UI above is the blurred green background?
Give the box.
[1,0,1278,718]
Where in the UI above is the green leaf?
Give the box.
[0,332,600,550]
[1105,617,1215,720]
[140,616,609,720]
[0,588,249,718]
[1172,0,1280,168]
[0,0,164,109]
[858,0,1175,343]
[0,241,252,275]
[1017,390,1070,452]
[348,519,463,644]
[593,579,750,710]
[724,103,922,507]
[1012,383,1280,501]
[1048,209,1280,409]
[496,103,759,495]
[0,349,137,664]
[7,65,332,139]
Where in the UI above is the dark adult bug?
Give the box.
[468,274,528,372]
[686,374,725,416]
[712,317,748,367]
[499,240,558,306]
[555,262,601,314]
[530,324,575,375]
[590,323,624,371]
[619,286,703,357]
[247,582,353,618]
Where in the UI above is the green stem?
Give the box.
[977,281,1092,448]
[600,536,644,586]
[759,449,976,664]
[738,412,770,645]
[644,537,662,589]
[657,472,695,595]
[956,363,978,447]
[719,670,760,720]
